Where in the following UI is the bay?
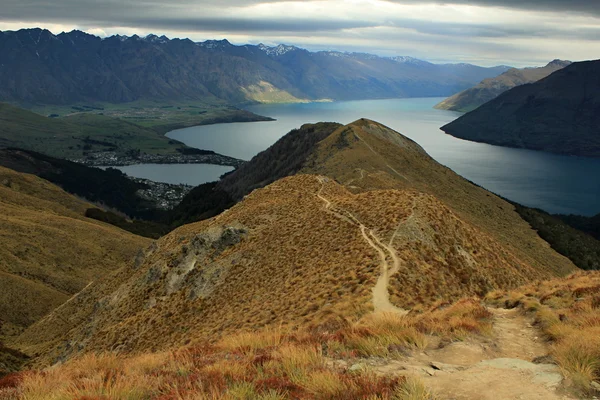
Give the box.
[167,98,600,216]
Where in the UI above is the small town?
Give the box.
[132,177,193,210]
[71,150,245,168]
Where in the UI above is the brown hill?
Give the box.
[435,60,571,112]
[0,166,150,340]
[14,120,576,365]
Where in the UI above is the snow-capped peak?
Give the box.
[389,56,429,65]
[258,43,298,56]
[198,39,233,49]
[145,34,170,44]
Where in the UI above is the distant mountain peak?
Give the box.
[258,43,299,56]
[389,56,431,66]
[546,59,572,68]
[198,39,233,50]
[145,34,170,44]
[111,34,129,42]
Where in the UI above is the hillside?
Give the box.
[441,60,600,157]
[0,148,160,217]
[14,120,576,366]
[168,122,343,225]
[0,166,150,341]
[0,102,210,160]
[0,28,510,106]
[435,60,571,112]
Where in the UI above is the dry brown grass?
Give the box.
[0,167,150,339]
[303,119,574,280]
[11,336,402,399]
[7,298,495,399]
[486,271,600,395]
[17,171,510,367]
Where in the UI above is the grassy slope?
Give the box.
[0,102,190,159]
[512,205,600,270]
[15,172,573,364]
[0,166,150,338]
[301,119,575,279]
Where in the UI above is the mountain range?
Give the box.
[0,28,511,107]
[435,59,572,112]
[441,60,600,157]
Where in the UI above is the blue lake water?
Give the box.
[165,98,600,216]
[105,163,234,186]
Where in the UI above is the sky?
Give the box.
[0,0,599,67]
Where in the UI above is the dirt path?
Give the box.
[345,168,366,187]
[315,176,407,315]
[371,307,575,400]
[353,132,410,182]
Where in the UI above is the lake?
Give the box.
[165,98,600,216]
[105,163,234,186]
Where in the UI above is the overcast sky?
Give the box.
[1,0,599,67]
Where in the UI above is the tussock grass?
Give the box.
[219,327,285,356]
[487,271,600,394]
[10,294,500,398]
[393,376,436,400]
[11,305,491,398]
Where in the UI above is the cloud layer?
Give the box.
[1,0,599,66]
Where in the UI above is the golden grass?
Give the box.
[0,166,150,337]
[392,376,436,400]
[17,168,568,364]
[11,300,506,399]
[6,289,505,399]
[486,271,600,395]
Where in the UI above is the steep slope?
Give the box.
[0,166,150,338]
[435,60,571,112]
[15,120,575,365]
[0,28,509,106]
[0,148,167,221]
[441,60,600,157]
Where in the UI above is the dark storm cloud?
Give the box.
[390,19,600,41]
[384,0,600,17]
[1,0,598,34]
[0,0,375,32]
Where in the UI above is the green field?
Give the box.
[0,101,272,159]
[29,100,273,134]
